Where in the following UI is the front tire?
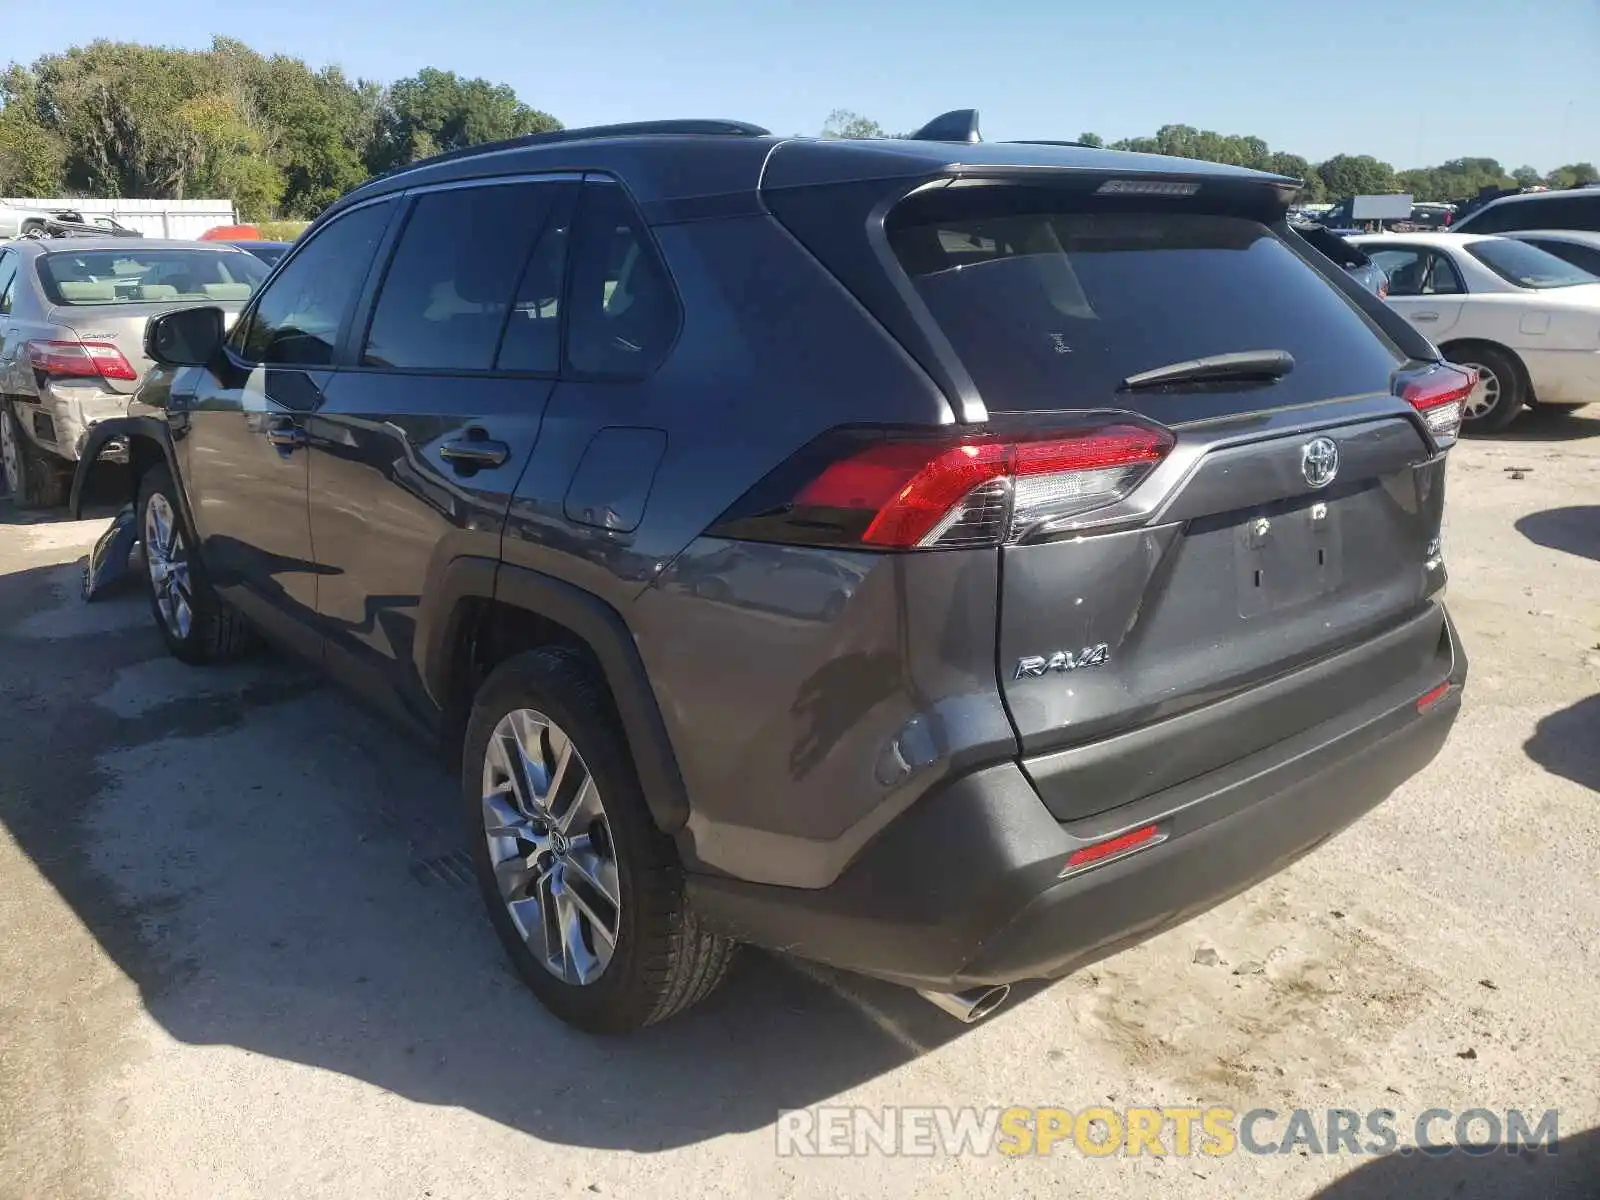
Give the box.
[1451,345,1525,434]
[463,647,734,1033]
[1,402,68,509]
[137,466,254,664]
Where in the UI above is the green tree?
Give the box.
[374,68,559,169]
[1316,154,1396,199]
[1546,162,1599,189]
[1266,153,1325,202]
[820,109,887,139]
[1512,165,1543,188]
[1076,131,1104,148]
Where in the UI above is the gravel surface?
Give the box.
[2,410,1597,1199]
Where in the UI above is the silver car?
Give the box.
[0,238,266,507]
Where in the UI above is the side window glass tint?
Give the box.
[364,183,562,372]
[564,182,680,377]
[1562,244,1600,275]
[1368,248,1426,295]
[0,253,16,314]
[495,185,576,373]
[1426,252,1464,294]
[237,200,392,366]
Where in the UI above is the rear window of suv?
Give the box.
[886,192,1403,424]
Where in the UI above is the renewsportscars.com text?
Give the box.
[775,1105,1561,1158]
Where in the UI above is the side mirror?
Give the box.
[146,305,226,367]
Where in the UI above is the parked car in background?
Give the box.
[0,238,267,506]
[1351,231,1600,431]
[0,201,57,240]
[72,114,1467,1035]
[1451,187,1600,234]
[1399,203,1455,231]
[28,211,143,239]
[1502,229,1600,278]
[198,224,261,242]
[1289,221,1389,296]
[226,240,292,266]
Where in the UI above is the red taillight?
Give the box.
[1061,823,1165,877]
[26,339,138,382]
[1416,682,1453,713]
[761,423,1173,550]
[1397,363,1475,448]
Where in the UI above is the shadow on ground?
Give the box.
[1494,405,1600,444]
[1525,693,1600,794]
[0,551,997,1155]
[1517,506,1600,563]
[1,463,131,525]
[1312,1125,1600,1199]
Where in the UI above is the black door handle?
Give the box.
[439,437,510,470]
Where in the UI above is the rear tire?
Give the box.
[136,466,254,664]
[463,647,735,1033]
[1449,345,1525,435]
[1,402,69,509]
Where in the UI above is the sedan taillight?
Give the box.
[26,339,138,382]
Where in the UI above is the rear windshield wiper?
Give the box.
[1119,350,1295,392]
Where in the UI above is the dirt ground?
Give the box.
[1,410,1597,1199]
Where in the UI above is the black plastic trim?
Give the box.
[420,558,692,833]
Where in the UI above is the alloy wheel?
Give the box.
[144,493,193,640]
[480,709,621,985]
[1461,363,1501,420]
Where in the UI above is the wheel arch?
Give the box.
[421,558,691,835]
[69,417,192,525]
[1437,337,1536,404]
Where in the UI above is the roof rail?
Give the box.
[374,118,772,183]
[1006,139,1092,149]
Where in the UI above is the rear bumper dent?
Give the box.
[689,610,1466,990]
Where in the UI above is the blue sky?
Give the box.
[6,0,1597,171]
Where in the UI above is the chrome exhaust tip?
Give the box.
[916,985,1011,1023]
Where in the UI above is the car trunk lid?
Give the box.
[880,179,1451,821]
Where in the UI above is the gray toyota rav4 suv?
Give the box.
[74,112,1469,1034]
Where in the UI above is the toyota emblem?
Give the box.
[1301,437,1339,489]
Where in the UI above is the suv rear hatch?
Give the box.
[771,167,1457,822]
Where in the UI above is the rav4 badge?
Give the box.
[1014,644,1111,680]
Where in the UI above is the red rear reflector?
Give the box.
[26,339,138,382]
[1062,823,1165,877]
[1398,364,1474,448]
[790,423,1173,549]
[1416,682,1453,712]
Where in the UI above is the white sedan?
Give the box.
[1349,231,1600,432]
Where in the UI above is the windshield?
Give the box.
[38,248,268,305]
[1466,239,1599,289]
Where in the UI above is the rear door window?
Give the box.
[363,181,570,372]
[563,180,680,378]
[0,251,17,314]
[887,194,1403,422]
